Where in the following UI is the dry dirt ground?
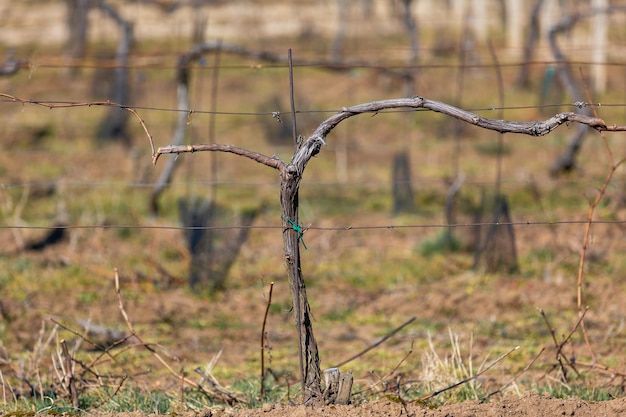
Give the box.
[70,393,626,417]
[223,393,626,417]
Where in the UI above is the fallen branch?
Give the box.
[333,317,416,369]
[480,347,545,402]
[195,365,244,405]
[360,341,414,399]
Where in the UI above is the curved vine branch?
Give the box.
[155,96,625,167]
[152,95,626,405]
[154,143,285,172]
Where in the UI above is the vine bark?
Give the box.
[154,95,626,405]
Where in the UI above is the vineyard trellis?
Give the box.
[4,73,626,408]
[2,85,626,404]
[3,1,626,407]
[154,93,626,405]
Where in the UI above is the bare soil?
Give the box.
[233,393,626,417]
[75,393,626,417]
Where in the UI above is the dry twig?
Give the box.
[60,340,79,409]
[0,93,156,157]
[194,350,244,405]
[413,346,520,403]
[480,347,545,402]
[574,70,626,364]
[260,281,275,398]
[333,317,416,369]
[113,268,201,389]
[538,307,587,381]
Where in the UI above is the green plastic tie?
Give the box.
[286,217,308,250]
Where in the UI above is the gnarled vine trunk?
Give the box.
[154,95,624,405]
[280,140,326,404]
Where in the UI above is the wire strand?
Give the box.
[1,219,624,232]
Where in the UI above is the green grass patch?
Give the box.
[417,231,461,256]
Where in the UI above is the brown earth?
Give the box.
[71,393,626,417]
[229,393,626,417]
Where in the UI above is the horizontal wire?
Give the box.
[0,175,619,190]
[18,59,626,71]
[0,219,623,232]
[2,97,625,118]
[2,61,626,236]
